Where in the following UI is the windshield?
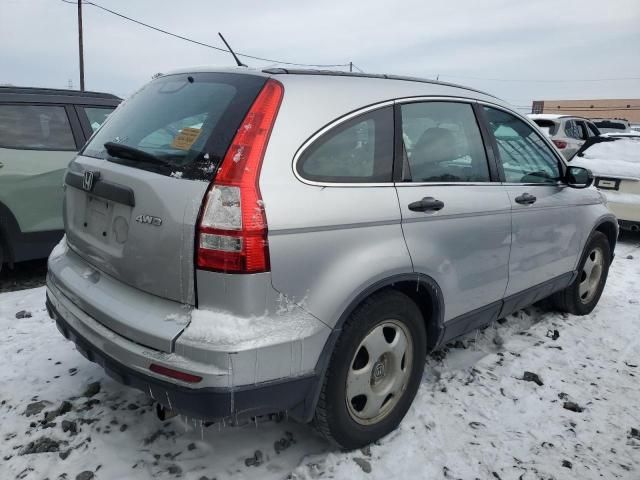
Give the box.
[82,72,266,180]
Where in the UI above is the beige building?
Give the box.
[531,99,640,123]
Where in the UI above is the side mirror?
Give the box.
[565,166,593,189]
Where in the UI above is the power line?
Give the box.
[436,74,640,83]
[60,0,351,68]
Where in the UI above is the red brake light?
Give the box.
[553,139,567,149]
[149,363,202,383]
[196,79,284,273]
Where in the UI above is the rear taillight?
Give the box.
[552,139,567,149]
[196,79,283,273]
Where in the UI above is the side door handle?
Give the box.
[515,192,537,205]
[408,197,445,212]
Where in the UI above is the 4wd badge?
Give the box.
[135,214,162,227]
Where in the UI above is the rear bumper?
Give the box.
[602,191,640,224]
[47,295,319,421]
[46,236,331,421]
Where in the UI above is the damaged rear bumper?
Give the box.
[46,295,319,421]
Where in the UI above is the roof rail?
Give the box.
[262,68,498,99]
[0,86,121,100]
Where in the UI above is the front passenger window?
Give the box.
[483,106,561,184]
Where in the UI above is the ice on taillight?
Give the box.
[200,233,242,252]
[201,185,242,230]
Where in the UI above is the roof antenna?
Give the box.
[218,32,247,67]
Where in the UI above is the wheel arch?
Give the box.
[301,273,445,423]
[593,216,618,260]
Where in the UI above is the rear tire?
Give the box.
[552,231,610,315]
[313,290,426,449]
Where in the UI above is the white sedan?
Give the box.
[570,135,640,232]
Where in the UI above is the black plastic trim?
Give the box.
[472,102,502,182]
[619,219,640,232]
[65,104,86,150]
[65,171,135,207]
[440,271,575,345]
[47,296,318,422]
[440,300,502,344]
[499,272,574,319]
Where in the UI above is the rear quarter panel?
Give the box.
[260,76,500,327]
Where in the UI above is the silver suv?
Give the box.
[46,68,617,449]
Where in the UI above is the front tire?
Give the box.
[553,231,611,315]
[313,290,426,449]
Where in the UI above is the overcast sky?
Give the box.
[1,0,639,112]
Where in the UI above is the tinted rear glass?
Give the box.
[594,120,627,131]
[82,72,266,180]
[297,107,394,183]
[0,104,76,150]
[82,106,115,132]
[532,119,558,136]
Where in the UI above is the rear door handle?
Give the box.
[408,197,445,212]
[515,192,537,205]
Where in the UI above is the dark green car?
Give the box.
[0,86,120,271]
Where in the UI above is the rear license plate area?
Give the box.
[84,195,113,239]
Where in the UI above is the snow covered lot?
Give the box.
[1,235,639,480]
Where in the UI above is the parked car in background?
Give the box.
[570,135,640,231]
[528,114,600,159]
[592,118,632,134]
[47,68,617,449]
[0,86,120,272]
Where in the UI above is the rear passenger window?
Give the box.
[297,107,393,183]
[400,102,490,182]
[82,106,115,132]
[483,106,561,184]
[565,120,587,140]
[0,104,75,150]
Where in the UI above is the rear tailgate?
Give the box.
[64,156,207,305]
[59,71,268,350]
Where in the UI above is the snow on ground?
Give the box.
[1,235,640,480]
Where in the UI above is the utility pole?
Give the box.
[78,0,85,91]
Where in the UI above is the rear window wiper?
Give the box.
[104,142,171,167]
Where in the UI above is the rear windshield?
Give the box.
[82,72,266,180]
[594,120,627,131]
[532,119,558,136]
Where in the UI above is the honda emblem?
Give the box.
[82,171,97,191]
